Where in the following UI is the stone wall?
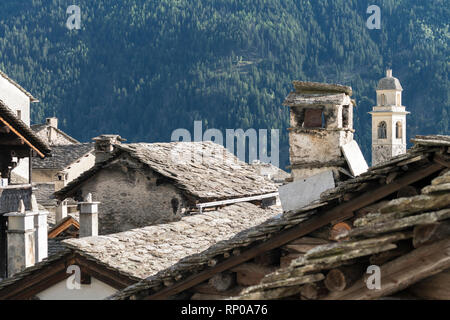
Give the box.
[78,157,187,235]
[289,129,353,165]
[33,183,57,207]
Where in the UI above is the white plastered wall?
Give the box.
[36,276,117,300]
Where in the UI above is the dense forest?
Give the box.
[0,0,448,168]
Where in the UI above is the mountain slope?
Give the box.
[0,0,448,168]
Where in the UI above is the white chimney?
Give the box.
[92,134,125,164]
[56,200,68,223]
[46,117,58,129]
[386,69,393,77]
[32,195,48,263]
[78,193,100,237]
[5,199,36,277]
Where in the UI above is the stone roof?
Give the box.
[56,141,278,202]
[109,135,450,300]
[235,169,450,300]
[251,161,291,184]
[31,123,80,145]
[377,76,403,91]
[61,203,281,280]
[292,81,352,96]
[0,69,38,102]
[0,99,51,156]
[31,143,94,170]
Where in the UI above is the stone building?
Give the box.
[283,81,359,180]
[31,117,80,146]
[0,202,279,299]
[0,100,51,279]
[55,137,278,235]
[0,70,39,182]
[31,143,95,209]
[370,69,409,165]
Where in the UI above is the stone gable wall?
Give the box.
[78,157,187,235]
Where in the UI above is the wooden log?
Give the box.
[324,265,365,292]
[408,268,450,300]
[231,263,275,286]
[329,222,352,241]
[208,259,218,267]
[208,272,236,292]
[413,221,450,248]
[323,237,450,300]
[299,282,328,300]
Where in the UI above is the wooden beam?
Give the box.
[434,153,450,168]
[48,217,80,239]
[0,116,45,158]
[408,268,450,300]
[74,254,137,289]
[0,254,75,300]
[323,237,450,300]
[146,162,444,300]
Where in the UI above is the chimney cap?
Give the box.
[292,81,352,96]
[92,134,126,143]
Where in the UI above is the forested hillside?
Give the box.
[0,0,448,167]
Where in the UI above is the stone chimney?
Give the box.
[5,199,36,277]
[78,193,100,237]
[55,200,68,223]
[283,81,355,181]
[32,195,48,263]
[386,69,393,77]
[92,134,125,164]
[46,117,58,128]
[46,117,58,143]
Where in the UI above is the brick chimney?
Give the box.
[5,199,36,277]
[92,134,125,164]
[78,193,100,237]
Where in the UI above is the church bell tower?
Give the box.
[369,69,410,165]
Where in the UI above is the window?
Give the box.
[378,121,387,139]
[380,94,386,106]
[16,110,21,120]
[304,108,325,128]
[342,105,350,128]
[396,121,402,139]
